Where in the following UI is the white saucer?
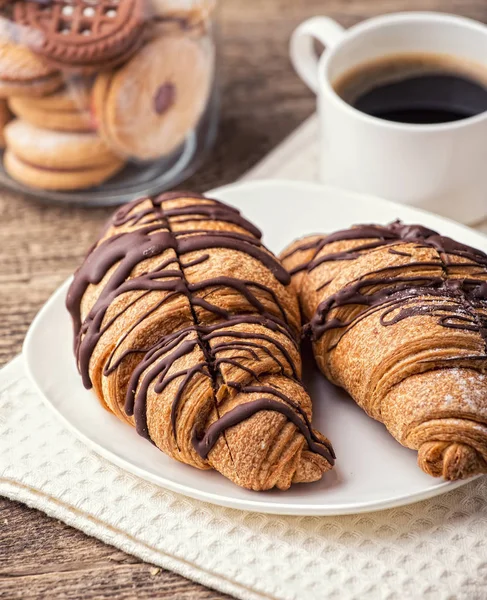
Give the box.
[23,179,485,515]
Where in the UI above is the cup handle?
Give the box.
[290,17,345,94]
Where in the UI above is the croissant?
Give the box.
[280,221,487,481]
[66,191,335,490]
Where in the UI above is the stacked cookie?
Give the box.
[0,0,216,192]
[3,84,126,190]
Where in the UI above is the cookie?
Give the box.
[12,79,92,111]
[149,0,216,24]
[0,99,12,147]
[32,28,145,75]
[92,34,214,160]
[13,0,146,72]
[4,119,125,190]
[0,26,63,97]
[8,84,94,131]
[147,0,215,39]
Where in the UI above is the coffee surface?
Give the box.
[333,53,487,124]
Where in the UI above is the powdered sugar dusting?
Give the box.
[434,368,487,410]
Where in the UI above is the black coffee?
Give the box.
[333,53,487,124]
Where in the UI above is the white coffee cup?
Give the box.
[290,12,487,225]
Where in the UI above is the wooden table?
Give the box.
[1,1,487,598]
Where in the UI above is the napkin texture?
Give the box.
[2,116,487,600]
[2,357,487,600]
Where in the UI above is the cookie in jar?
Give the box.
[0,0,218,204]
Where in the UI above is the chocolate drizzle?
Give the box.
[286,221,487,275]
[67,192,334,467]
[285,221,487,352]
[389,248,412,257]
[192,398,335,462]
[112,192,263,240]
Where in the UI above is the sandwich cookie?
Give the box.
[0,30,62,96]
[4,119,125,190]
[8,84,94,131]
[13,0,146,73]
[92,34,214,160]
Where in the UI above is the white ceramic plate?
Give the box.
[24,179,485,515]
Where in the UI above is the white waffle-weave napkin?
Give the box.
[2,116,487,600]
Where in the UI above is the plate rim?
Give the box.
[23,178,483,516]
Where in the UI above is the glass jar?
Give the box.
[0,0,219,205]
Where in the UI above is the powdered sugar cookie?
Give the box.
[13,79,92,111]
[4,119,124,189]
[0,26,62,97]
[9,84,94,131]
[92,34,214,160]
[4,149,124,190]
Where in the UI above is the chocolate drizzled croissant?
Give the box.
[280,221,487,481]
[67,191,334,490]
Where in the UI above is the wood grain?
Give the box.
[1,0,487,598]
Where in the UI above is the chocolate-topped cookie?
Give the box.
[13,0,146,72]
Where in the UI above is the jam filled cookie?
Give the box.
[4,119,125,189]
[92,34,214,160]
